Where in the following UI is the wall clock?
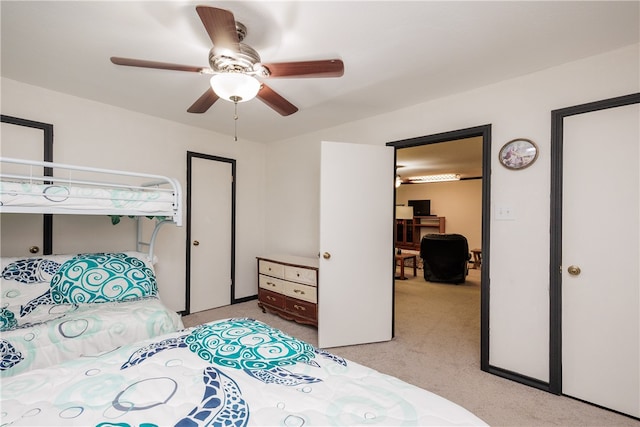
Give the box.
[499,138,538,170]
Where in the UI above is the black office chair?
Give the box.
[420,233,470,284]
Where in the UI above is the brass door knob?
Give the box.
[29,246,40,254]
[323,252,331,259]
[567,265,581,276]
[193,240,200,246]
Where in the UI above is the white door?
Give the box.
[0,121,45,257]
[562,102,639,417]
[318,141,395,348]
[189,155,233,313]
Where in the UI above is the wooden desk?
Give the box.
[395,253,417,280]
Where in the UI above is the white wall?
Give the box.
[396,180,482,251]
[0,77,268,312]
[265,44,640,381]
[264,138,321,258]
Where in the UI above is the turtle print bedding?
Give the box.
[0,318,487,426]
[0,252,183,377]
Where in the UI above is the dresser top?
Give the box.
[257,254,319,269]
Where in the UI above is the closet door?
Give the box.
[187,152,235,314]
[562,101,639,417]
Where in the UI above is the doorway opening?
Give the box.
[387,124,491,371]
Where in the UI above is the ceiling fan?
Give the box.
[110,5,344,116]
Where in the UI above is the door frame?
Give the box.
[1,115,54,254]
[387,124,492,371]
[549,92,640,394]
[185,151,236,315]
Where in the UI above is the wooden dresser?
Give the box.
[256,255,319,327]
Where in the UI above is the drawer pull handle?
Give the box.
[266,296,276,301]
[293,304,306,311]
[294,289,305,295]
[267,282,276,287]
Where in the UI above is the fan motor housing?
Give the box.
[208,21,263,74]
[208,43,261,73]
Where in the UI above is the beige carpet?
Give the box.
[182,267,637,426]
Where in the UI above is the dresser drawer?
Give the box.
[258,274,286,293]
[284,282,317,304]
[284,265,317,286]
[259,288,286,309]
[285,297,317,322]
[258,260,285,278]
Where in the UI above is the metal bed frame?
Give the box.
[0,156,182,260]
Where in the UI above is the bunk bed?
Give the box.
[0,156,182,258]
[0,157,184,377]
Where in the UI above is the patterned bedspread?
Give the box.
[0,318,487,426]
[0,297,183,377]
[1,252,183,377]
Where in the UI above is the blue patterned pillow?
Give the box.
[1,257,61,284]
[50,253,157,304]
[1,256,63,321]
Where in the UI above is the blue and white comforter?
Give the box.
[0,296,183,377]
[0,318,487,426]
[1,252,183,377]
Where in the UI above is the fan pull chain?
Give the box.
[231,95,240,142]
[234,102,238,142]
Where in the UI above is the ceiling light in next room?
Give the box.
[408,173,461,183]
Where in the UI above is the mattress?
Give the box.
[0,156,182,225]
[0,180,177,218]
[0,318,487,426]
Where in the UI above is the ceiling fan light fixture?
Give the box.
[210,73,261,103]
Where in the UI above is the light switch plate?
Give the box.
[495,205,515,220]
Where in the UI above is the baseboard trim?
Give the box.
[486,365,551,393]
[564,394,640,422]
[233,294,258,304]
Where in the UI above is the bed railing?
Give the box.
[1,156,183,261]
[0,156,183,226]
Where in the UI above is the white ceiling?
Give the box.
[396,136,483,181]
[2,1,638,147]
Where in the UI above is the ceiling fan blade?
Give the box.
[187,87,219,114]
[257,84,298,116]
[196,6,239,51]
[262,59,344,78]
[111,57,207,73]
